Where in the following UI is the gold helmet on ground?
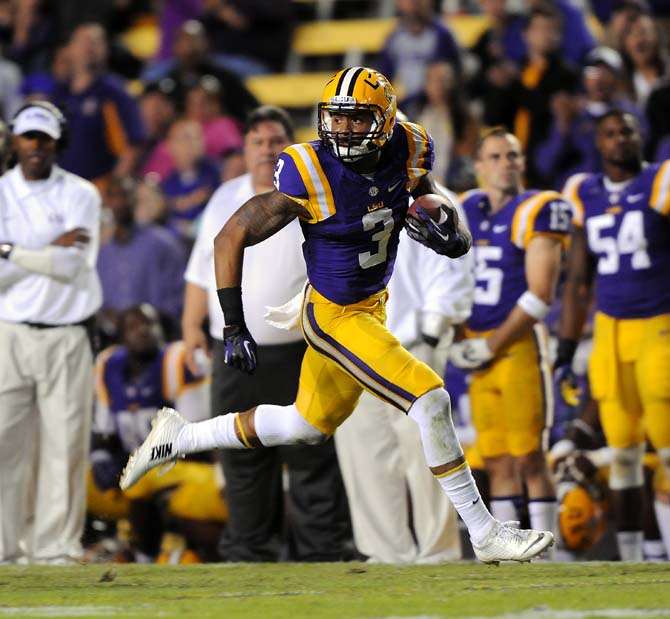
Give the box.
[556,453,608,553]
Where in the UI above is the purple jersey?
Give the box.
[462,189,572,331]
[56,74,144,182]
[564,163,670,318]
[273,122,434,305]
[96,344,202,452]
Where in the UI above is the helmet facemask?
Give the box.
[318,98,393,162]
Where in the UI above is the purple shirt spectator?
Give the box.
[156,0,203,61]
[377,18,461,104]
[536,99,647,189]
[97,224,187,322]
[504,0,595,67]
[161,157,220,242]
[56,74,145,183]
[20,72,58,98]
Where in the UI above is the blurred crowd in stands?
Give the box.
[1,0,670,564]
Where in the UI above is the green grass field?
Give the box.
[1,562,669,619]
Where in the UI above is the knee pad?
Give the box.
[408,387,463,467]
[254,403,329,447]
[609,444,645,490]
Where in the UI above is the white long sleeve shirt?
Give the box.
[185,173,306,345]
[387,192,474,345]
[0,164,102,324]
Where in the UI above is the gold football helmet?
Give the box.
[318,67,397,162]
[556,454,608,553]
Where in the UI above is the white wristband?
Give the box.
[516,291,550,321]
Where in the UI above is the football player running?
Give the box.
[121,68,554,563]
[449,129,571,549]
[558,109,670,561]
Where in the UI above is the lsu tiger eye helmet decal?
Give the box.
[318,67,397,162]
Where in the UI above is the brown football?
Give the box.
[407,193,450,223]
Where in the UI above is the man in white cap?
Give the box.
[0,101,102,564]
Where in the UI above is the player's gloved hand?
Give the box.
[554,364,580,407]
[223,324,257,374]
[550,364,581,446]
[405,204,471,258]
[449,338,493,370]
[91,449,124,491]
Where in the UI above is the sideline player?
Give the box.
[91,305,226,562]
[121,67,554,564]
[449,128,570,542]
[557,109,670,561]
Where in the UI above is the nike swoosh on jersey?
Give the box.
[493,225,508,233]
[388,180,403,192]
[627,193,645,203]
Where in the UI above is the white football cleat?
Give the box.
[472,521,555,565]
[119,407,187,490]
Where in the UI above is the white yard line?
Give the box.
[0,606,158,617]
[372,610,670,619]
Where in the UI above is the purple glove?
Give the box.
[550,365,580,445]
[405,203,470,258]
[223,324,257,374]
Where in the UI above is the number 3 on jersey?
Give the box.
[359,208,394,269]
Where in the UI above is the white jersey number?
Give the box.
[586,211,651,275]
[474,245,504,305]
[549,201,572,232]
[273,159,284,190]
[359,208,394,269]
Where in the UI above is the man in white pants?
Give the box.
[0,101,102,564]
[335,192,473,564]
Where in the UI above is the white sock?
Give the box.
[654,500,670,557]
[643,539,667,561]
[617,530,643,561]
[528,498,558,533]
[489,496,521,523]
[176,414,244,453]
[437,465,496,546]
[408,388,465,466]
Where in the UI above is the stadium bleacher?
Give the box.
[245,12,491,141]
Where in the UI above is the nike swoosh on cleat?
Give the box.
[524,534,547,552]
[472,497,480,505]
